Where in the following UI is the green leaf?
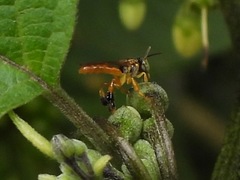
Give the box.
[0,0,78,118]
[0,58,43,118]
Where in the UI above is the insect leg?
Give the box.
[99,78,120,112]
[130,78,140,92]
[136,72,149,82]
[130,78,145,97]
[106,80,116,111]
[99,88,107,106]
[99,83,116,112]
[100,91,116,112]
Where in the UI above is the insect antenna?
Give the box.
[143,46,161,59]
[143,46,152,59]
[147,52,162,58]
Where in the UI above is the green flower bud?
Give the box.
[141,159,159,180]
[60,163,74,176]
[38,174,56,180]
[121,164,132,179]
[166,118,174,139]
[127,82,169,116]
[108,106,143,143]
[133,139,161,179]
[119,0,146,30]
[88,150,124,179]
[172,2,202,58]
[93,155,112,178]
[51,134,75,162]
[71,139,88,156]
[57,173,78,180]
[51,134,87,163]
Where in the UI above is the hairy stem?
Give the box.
[44,88,114,153]
[212,0,240,178]
[212,98,240,179]
[150,102,177,179]
[201,6,209,69]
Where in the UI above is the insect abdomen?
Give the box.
[79,64,123,76]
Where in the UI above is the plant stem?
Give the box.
[44,87,123,165]
[211,98,240,180]
[116,137,152,180]
[212,0,240,178]
[220,0,240,54]
[201,6,209,69]
[150,104,177,180]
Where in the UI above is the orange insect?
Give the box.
[79,46,160,112]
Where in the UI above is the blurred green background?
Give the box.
[1,0,239,179]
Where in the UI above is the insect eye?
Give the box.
[140,60,149,72]
[141,64,145,71]
[120,66,128,73]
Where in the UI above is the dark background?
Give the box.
[1,1,238,179]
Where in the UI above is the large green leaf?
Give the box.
[0,0,78,118]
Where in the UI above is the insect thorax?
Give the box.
[119,59,139,78]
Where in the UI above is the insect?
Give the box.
[79,46,160,112]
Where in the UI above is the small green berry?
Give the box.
[108,106,143,143]
[127,82,169,116]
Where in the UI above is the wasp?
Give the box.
[79,46,160,112]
